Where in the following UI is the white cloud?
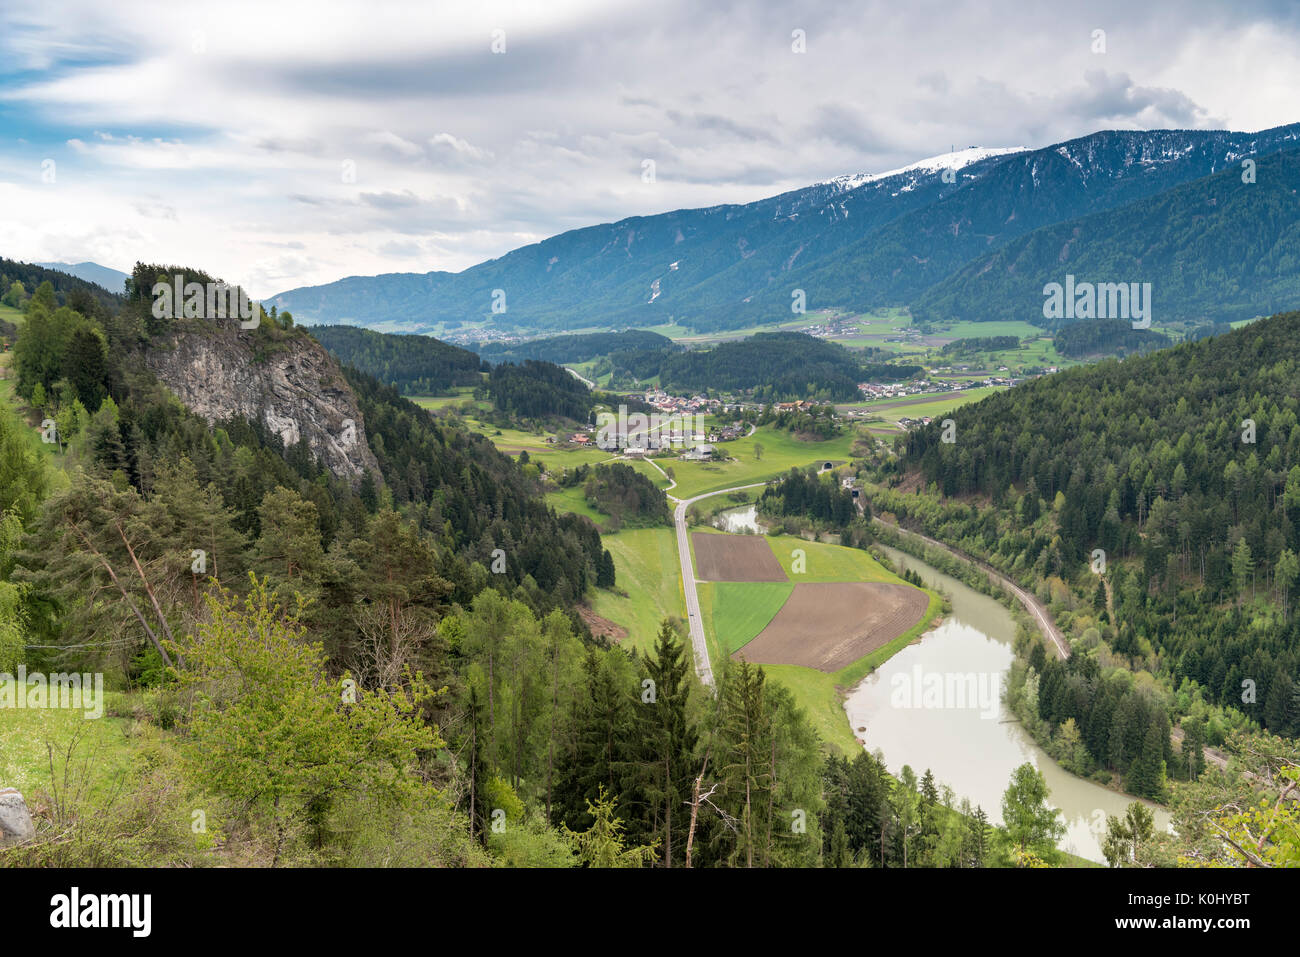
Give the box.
[0,0,1295,295]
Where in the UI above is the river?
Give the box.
[843,544,1172,863]
[714,505,766,534]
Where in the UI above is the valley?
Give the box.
[3,106,1300,884]
[10,2,1300,940]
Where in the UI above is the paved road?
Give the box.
[565,367,596,390]
[669,482,770,688]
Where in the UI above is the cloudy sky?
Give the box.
[2,0,1298,297]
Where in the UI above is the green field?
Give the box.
[0,352,65,470]
[929,319,1043,339]
[543,485,606,525]
[699,581,793,654]
[767,534,898,583]
[410,387,488,412]
[0,685,138,798]
[686,525,943,756]
[451,416,618,468]
[669,425,859,499]
[588,527,686,654]
[846,386,1004,421]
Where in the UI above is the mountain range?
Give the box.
[264,123,1300,337]
[33,261,130,294]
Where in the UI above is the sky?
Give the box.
[1,0,1298,298]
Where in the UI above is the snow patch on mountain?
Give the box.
[824,147,1028,192]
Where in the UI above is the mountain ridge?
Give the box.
[268,122,1300,335]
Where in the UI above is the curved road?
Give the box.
[872,516,1069,660]
[565,367,596,390]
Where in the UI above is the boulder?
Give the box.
[0,788,35,845]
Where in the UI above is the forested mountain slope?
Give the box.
[1,256,123,315]
[893,310,1300,735]
[913,150,1300,326]
[797,125,1300,316]
[9,263,610,670]
[269,149,1022,332]
[310,324,487,394]
[473,329,672,364]
[610,331,915,401]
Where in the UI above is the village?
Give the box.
[553,358,1053,461]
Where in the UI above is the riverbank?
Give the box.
[849,543,1172,863]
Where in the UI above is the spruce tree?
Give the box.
[638,620,699,866]
[1125,721,1168,800]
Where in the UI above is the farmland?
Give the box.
[690,530,942,756]
[584,527,685,655]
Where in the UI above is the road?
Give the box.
[871,516,1069,660]
[870,512,1241,777]
[669,481,770,688]
[565,366,596,390]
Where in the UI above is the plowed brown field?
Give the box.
[691,533,787,582]
[734,582,928,672]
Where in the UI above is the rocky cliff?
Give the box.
[143,320,381,485]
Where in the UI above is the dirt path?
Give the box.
[872,510,1230,775]
[872,515,1069,660]
[643,456,676,492]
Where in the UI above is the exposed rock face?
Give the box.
[143,321,380,486]
[0,788,35,846]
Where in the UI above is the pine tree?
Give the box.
[1182,718,1206,780]
[563,786,659,868]
[61,324,108,410]
[1232,538,1254,608]
[464,683,492,845]
[253,486,326,599]
[715,660,775,867]
[638,620,699,867]
[967,805,990,867]
[553,649,639,833]
[1125,720,1168,800]
[845,750,888,860]
[596,548,616,588]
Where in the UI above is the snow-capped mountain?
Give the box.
[271,124,1300,335]
[823,146,1029,192]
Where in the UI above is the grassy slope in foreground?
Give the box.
[587,527,686,655]
[0,683,138,796]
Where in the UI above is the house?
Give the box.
[570,433,590,444]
